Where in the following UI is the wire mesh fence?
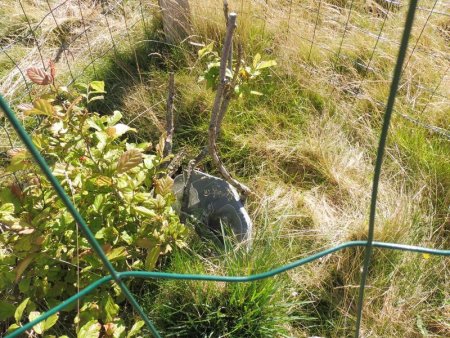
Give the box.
[1,1,449,127]
[0,0,449,337]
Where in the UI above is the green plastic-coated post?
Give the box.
[354,0,419,337]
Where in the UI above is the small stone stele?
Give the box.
[173,170,252,242]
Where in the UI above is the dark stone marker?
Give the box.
[173,170,252,242]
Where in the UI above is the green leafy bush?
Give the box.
[0,65,187,336]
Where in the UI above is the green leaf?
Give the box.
[78,320,101,338]
[13,235,33,252]
[95,228,107,239]
[7,323,20,333]
[95,131,108,150]
[255,59,277,70]
[134,206,156,218]
[92,194,105,213]
[15,297,30,323]
[74,83,88,91]
[87,95,104,103]
[143,156,155,170]
[26,99,54,116]
[89,81,105,93]
[19,278,31,293]
[87,119,102,131]
[112,322,126,338]
[103,295,119,322]
[0,187,21,210]
[0,203,14,214]
[29,311,45,334]
[0,301,15,320]
[145,245,160,270]
[253,53,261,68]
[134,192,152,203]
[44,313,59,332]
[107,111,123,125]
[93,175,113,187]
[121,231,133,245]
[127,320,145,338]
[32,134,43,150]
[198,42,214,58]
[6,149,30,172]
[105,247,128,262]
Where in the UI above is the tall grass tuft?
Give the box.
[141,228,310,337]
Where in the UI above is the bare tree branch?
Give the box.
[163,72,175,158]
[223,0,229,22]
[223,1,232,71]
[208,13,251,196]
[217,42,242,133]
[182,13,250,199]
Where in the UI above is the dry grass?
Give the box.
[0,0,156,103]
[185,1,449,336]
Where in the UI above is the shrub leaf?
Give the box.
[103,295,119,322]
[105,247,128,261]
[145,245,160,270]
[0,301,15,320]
[155,176,174,196]
[117,149,142,173]
[78,320,101,338]
[127,320,145,338]
[14,297,30,323]
[26,99,54,116]
[29,311,45,334]
[15,254,37,283]
[26,67,52,85]
[44,312,59,332]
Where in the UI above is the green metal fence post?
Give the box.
[354,0,419,337]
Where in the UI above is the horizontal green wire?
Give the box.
[6,240,449,337]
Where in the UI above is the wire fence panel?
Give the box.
[0,0,449,337]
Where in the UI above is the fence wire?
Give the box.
[1,0,449,337]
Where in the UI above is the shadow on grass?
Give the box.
[86,17,192,115]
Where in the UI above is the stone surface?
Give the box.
[173,170,252,242]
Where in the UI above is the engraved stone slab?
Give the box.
[173,170,252,242]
